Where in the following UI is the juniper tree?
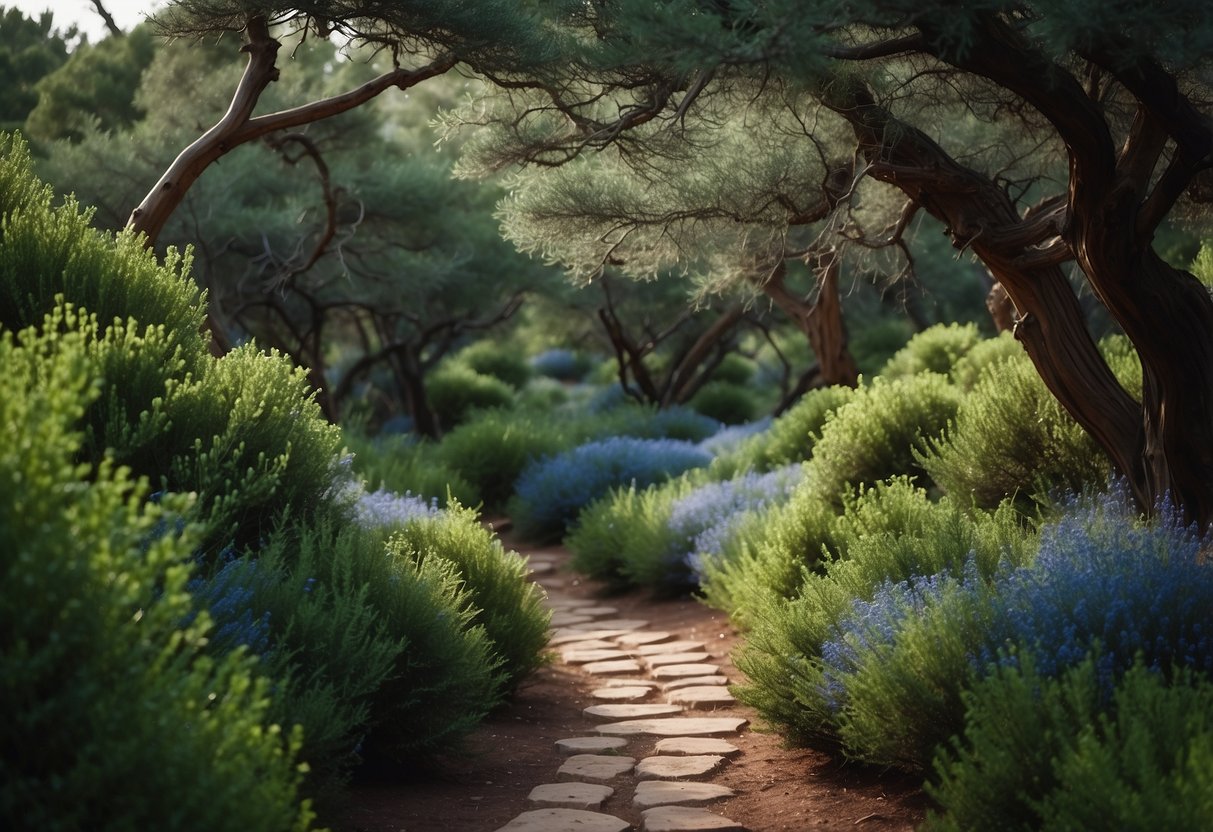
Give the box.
[450,0,1213,527]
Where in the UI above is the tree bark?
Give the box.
[760,257,860,388]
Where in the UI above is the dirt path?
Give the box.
[333,536,926,832]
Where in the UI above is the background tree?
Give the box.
[0,6,74,132]
[450,0,1213,526]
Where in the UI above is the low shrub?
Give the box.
[696,418,771,460]
[509,436,713,541]
[805,373,960,505]
[344,431,479,507]
[426,363,515,431]
[926,660,1213,831]
[878,322,982,380]
[451,340,533,389]
[920,347,1109,510]
[688,381,757,425]
[530,347,594,381]
[949,332,1022,391]
[0,318,314,832]
[384,503,551,690]
[714,385,855,476]
[712,353,757,385]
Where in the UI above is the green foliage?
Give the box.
[921,344,1110,509]
[0,132,207,364]
[0,7,71,130]
[849,318,914,376]
[926,660,1213,831]
[714,384,855,475]
[567,472,707,590]
[713,352,756,385]
[427,363,516,432]
[0,317,314,832]
[383,504,551,689]
[878,322,982,380]
[806,373,961,504]
[688,380,757,425]
[344,430,479,507]
[452,339,534,388]
[731,481,1033,749]
[949,331,1023,391]
[25,24,157,142]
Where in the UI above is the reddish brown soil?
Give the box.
[331,534,927,832]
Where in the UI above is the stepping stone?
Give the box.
[635,755,725,780]
[641,806,746,831]
[543,577,568,589]
[584,703,683,720]
[578,606,619,617]
[653,738,740,757]
[527,782,614,810]
[663,676,729,691]
[596,717,747,737]
[551,612,595,627]
[583,658,644,675]
[546,598,598,610]
[563,649,633,665]
[601,678,658,688]
[549,629,631,646]
[593,685,653,701]
[633,781,734,808]
[645,652,713,667]
[559,639,620,652]
[651,664,721,680]
[557,754,635,783]
[555,736,629,755]
[496,809,630,832]
[527,561,556,576]
[630,640,707,656]
[616,631,673,646]
[666,686,736,708]
[570,618,649,631]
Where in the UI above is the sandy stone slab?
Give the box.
[584,703,684,720]
[557,754,636,783]
[645,652,713,667]
[558,639,620,652]
[527,782,615,810]
[546,598,599,610]
[577,606,620,617]
[635,755,725,780]
[527,561,556,576]
[592,685,654,701]
[630,640,707,656]
[615,631,673,646]
[583,659,644,675]
[633,781,735,808]
[549,629,632,645]
[653,738,740,757]
[554,736,629,755]
[550,612,596,627]
[596,717,747,737]
[601,678,659,688]
[661,676,729,691]
[563,649,633,665]
[542,577,568,589]
[666,686,736,708]
[569,618,650,631]
[496,809,630,832]
[651,664,722,680]
[640,806,746,831]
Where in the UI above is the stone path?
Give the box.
[494,551,748,832]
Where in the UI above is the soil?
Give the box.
[331,530,927,832]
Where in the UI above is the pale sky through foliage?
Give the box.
[8,0,158,43]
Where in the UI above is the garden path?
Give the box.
[335,537,926,832]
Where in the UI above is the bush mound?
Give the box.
[426,363,516,431]
[688,381,757,425]
[878,322,982,380]
[714,384,855,475]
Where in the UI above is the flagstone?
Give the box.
[600,678,658,688]
[651,664,722,680]
[592,685,654,701]
[563,648,633,665]
[577,606,619,617]
[569,618,649,631]
[583,703,683,720]
[550,612,596,627]
[557,639,620,652]
[640,806,746,831]
[633,781,734,808]
[596,717,747,737]
[549,629,632,645]
[554,736,629,755]
[615,630,673,646]
[635,755,726,779]
[496,809,630,832]
[527,782,614,810]
[557,754,636,783]
[662,676,729,690]
[666,686,736,708]
[630,640,707,656]
[583,658,644,675]
[644,652,713,667]
[653,738,740,757]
